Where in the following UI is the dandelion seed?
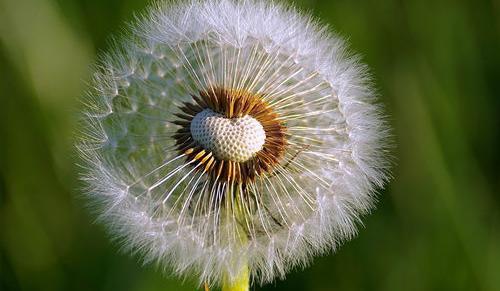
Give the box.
[77,0,391,289]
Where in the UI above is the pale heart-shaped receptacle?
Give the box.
[190,109,266,162]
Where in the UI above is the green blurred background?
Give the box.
[1,0,499,290]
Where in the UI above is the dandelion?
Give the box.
[77,0,391,290]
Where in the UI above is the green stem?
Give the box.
[221,264,249,291]
[221,185,249,291]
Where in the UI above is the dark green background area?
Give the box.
[1,0,499,290]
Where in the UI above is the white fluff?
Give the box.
[77,0,391,287]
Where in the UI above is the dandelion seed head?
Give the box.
[77,0,391,287]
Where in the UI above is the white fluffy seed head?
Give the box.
[77,0,391,287]
[190,109,266,162]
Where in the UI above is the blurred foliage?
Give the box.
[1,0,499,290]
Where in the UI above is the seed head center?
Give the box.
[190,109,266,162]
